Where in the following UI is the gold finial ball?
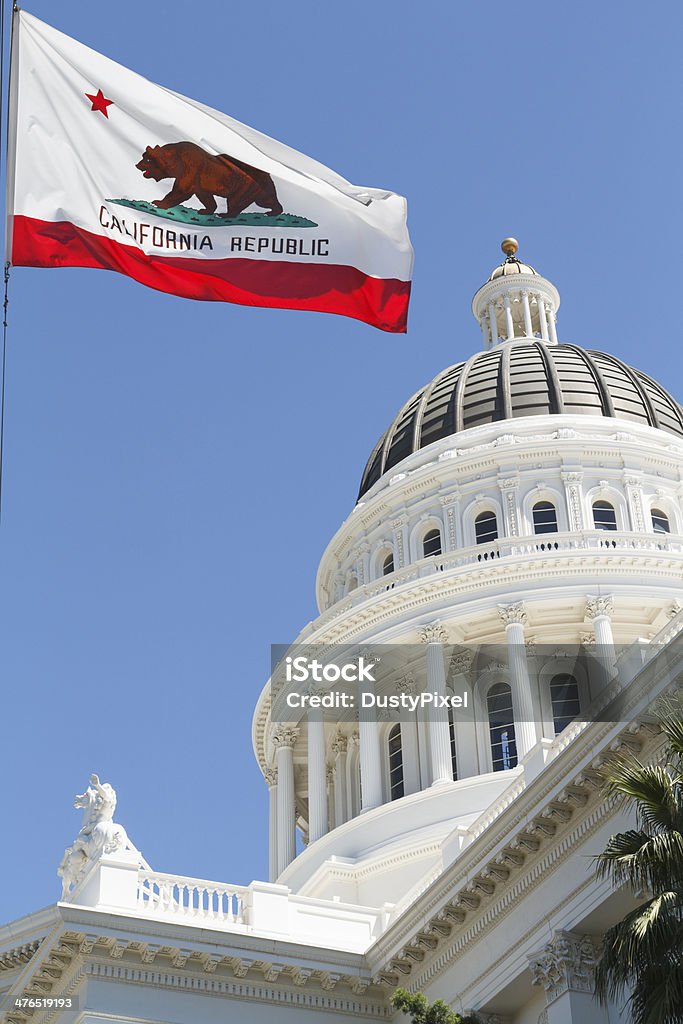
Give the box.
[501,237,519,257]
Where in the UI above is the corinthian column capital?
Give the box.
[585,595,614,621]
[272,725,299,749]
[498,602,528,628]
[419,622,449,645]
[331,732,348,756]
[264,767,278,787]
[528,931,601,999]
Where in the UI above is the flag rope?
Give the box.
[0,0,9,523]
[0,262,9,523]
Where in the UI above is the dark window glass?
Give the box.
[383,552,394,576]
[423,528,442,557]
[651,508,670,534]
[448,711,458,781]
[533,501,558,534]
[475,510,498,545]
[593,500,617,531]
[347,575,357,593]
[388,724,404,800]
[550,673,581,734]
[487,683,517,771]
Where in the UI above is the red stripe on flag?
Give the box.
[12,216,410,333]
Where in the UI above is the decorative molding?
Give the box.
[449,650,473,676]
[419,623,449,645]
[0,939,42,971]
[233,958,253,977]
[262,962,285,982]
[264,767,278,787]
[396,674,416,695]
[79,961,385,1016]
[331,732,348,756]
[529,931,601,1001]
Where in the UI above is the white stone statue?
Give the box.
[58,774,130,899]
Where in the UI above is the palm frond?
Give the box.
[594,892,683,1002]
[596,829,683,893]
[604,760,681,832]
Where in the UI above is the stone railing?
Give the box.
[315,529,683,623]
[137,871,247,924]
[66,855,386,951]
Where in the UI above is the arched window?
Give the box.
[475,510,498,545]
[533,501,558,534]
[423,528,442,558]
[448,710,459,781]
[549,673,581,734]
[388,724,404,800]
[651,508,670,534]
[382,552,394,576]
[487,683,517,771]
[593,500,617,531]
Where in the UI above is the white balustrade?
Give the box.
[137,871,247,925]
[319,530,683,616]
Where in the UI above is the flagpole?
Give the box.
[0,0,13,524]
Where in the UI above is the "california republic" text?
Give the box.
[98,205,330,257]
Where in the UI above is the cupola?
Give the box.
[472,238,561,348]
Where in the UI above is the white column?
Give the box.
[450,650,477,779]
[480,317,490,349]
[547,303,558,344]
[332,732,348,826]
[265,767,278,883]
[561,470,584,531]
[326,765,335,832]
[503,294,515,340]
[359,680,383,811]
[521,290,533,337]
[396,675,420,795]
[272,726,298,876]
[585,596,616,685]
[419,624,453,785]
[538,297,549,341]
[391,514,409,569]
[488,301,499,344]
[498,603,537,757]
[307,708,328,844]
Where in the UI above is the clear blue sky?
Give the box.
[1,0,682,922]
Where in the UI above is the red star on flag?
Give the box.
[85,88,113,118]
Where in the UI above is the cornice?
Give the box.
[82,961,388,1017]
[3,923,385,1017]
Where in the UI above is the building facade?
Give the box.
[2,241,682,1024]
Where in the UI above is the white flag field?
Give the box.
[6,10,413,331]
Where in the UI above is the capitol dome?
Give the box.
[358,343,683,498]
[253,239,683,917]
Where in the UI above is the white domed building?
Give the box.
[2,242,682,1024]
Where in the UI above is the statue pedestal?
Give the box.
[69,849,140,911]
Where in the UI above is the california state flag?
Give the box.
[7,11,413,332]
